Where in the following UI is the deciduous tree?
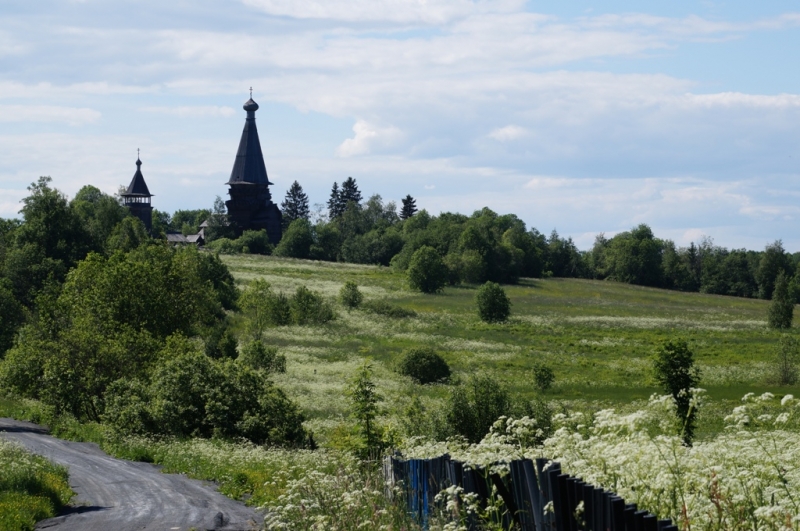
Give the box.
[653,339,701,445]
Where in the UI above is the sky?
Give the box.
[1,1,799,251]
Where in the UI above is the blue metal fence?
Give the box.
[385,454,679,531]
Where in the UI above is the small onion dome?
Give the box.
[243,98,259,112]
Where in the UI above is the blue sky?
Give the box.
[1,0,798,250]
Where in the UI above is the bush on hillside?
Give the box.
[240,281,334,332]
[239,340,286,374]
[773,335,799,386]
[290,286,335,325]
[475,281,511,323]
[768,271,794,329]
[397,347,450,384]
[532,362,555,392]
[445,374,512,443]
[407,246,448,294]
[339,281,363,309]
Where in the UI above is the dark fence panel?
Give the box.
[386,454,678,531]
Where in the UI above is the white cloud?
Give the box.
[488,125,527,142]
[140,106,236,117]
[336,120,404,157]
[0,105,101,125]
[0,81,158,99]
[685,92,800,109]
[241,0,523,24]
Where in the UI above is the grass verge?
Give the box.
[0,439,72,531]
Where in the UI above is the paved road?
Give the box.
[0,418,263,531]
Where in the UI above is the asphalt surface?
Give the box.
[0,418,263,531]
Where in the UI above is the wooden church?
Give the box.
[123,93,282,244]
[224,94,282,244]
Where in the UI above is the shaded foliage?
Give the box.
[397,347,450,384]
[446,375,512,443]
[104,335,306,445]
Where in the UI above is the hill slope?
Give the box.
[221,254,799,438]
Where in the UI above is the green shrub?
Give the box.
[237,230,273,255]
[653,339,701,445]
[361,300,416,318]
[339,281,363,309]
[773,335,799,385]
[407,246,448,294]
[238,340,286,374]
[290,286,335,325]
[475,281,511,323]
[104,337,308,446]
[103,377,154,435]
[532,363,555,392]
[768,271,794,329]
[397,347,450,384]
[267,292,293,326]
[445,374,512,443]
[206,237,239,254]
[274,219,313,259]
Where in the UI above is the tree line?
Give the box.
[206,178,800,304]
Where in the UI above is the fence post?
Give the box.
[610,496,625,531]
[538,459,558,530]
[581,484,594,531]
[592,487,604,531]
[623,503,637,531]
[642,514,658,531]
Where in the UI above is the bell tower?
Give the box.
[121,154,153,232]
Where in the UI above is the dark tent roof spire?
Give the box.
[123,152,152,197]
[227,92,272,186]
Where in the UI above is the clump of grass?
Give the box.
[0,440,73,531]
[362,299,416,318]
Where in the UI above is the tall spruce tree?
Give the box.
[327,182,343,219]
[768,270,794,329]
[400,195,418,220]
[281,181,310,230]
[339,177,362,208]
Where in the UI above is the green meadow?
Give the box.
[223,254,800,440]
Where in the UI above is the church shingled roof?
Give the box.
[123,158,153,197]
[227,97,273,186]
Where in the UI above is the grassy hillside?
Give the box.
[222,254,800,439]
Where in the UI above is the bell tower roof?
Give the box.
[122,154,153,197]
[227,91,272,186]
